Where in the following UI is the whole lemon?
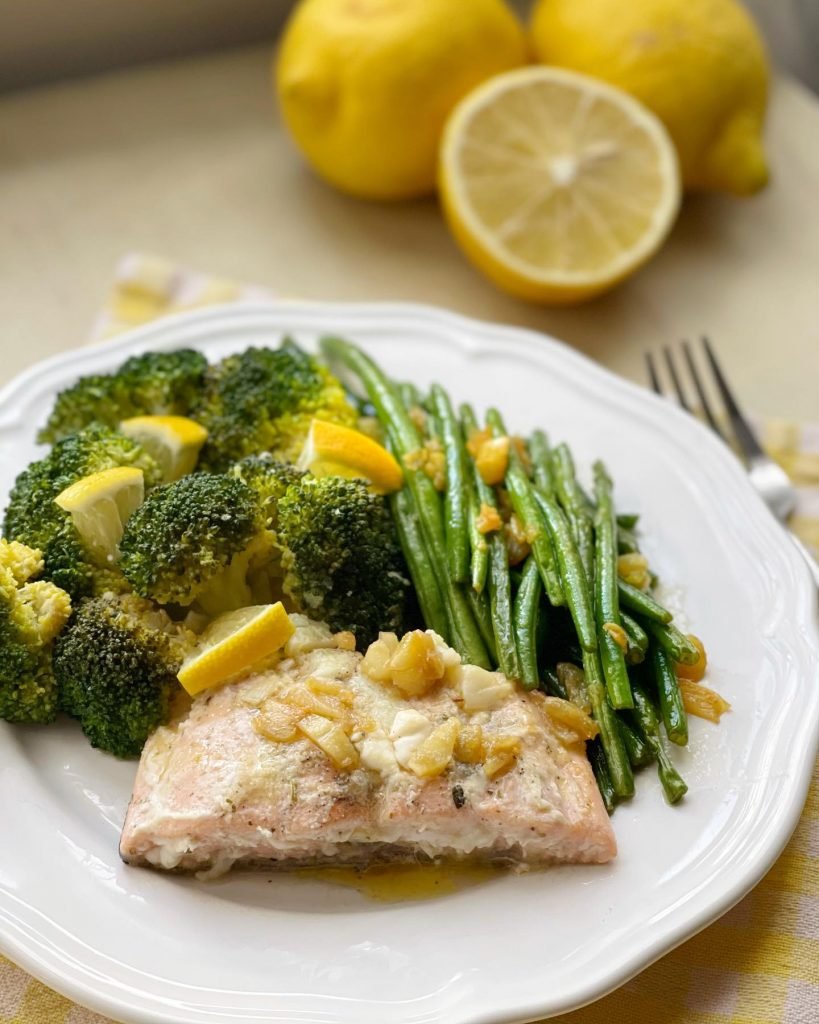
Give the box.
[276,0,527,201]
[529,0,770,195]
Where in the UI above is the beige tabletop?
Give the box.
[1,43,818,418]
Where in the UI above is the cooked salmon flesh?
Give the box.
[120,617,616,874]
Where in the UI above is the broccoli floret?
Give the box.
[116,349,208,416]
[119,473,270,613]
[194,340,357,472]
[0,540,72,723]
[276,475,410,647]
[53,592,191,758]
[230,454,305,531]
[2,424,160,599]
[38,349,208,443]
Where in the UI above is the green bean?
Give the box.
[430,384,469,584]
[399,381,423,412]
[459,404,495,507]
[617,527,640,555]
[486,409,566,616]
[617,513,640,530]
[593,461,633,709]
[618,579,673,624]
[321,337,489,667]
[650,645,689,745]
[534,491,597,654]
[622,613,648,665]
[527,431,565,605]
[466,486,488,594]
[551,443,595,583]
[529,430,556,498]
[513,557,542,690]
[389,486,450,640]
[556,661,591,712]
[459,403,520,678]
[541,667,568,701]
[642,618,700,665]
[573,488,638,556]
[583,649,634,798]
[628,682,688,804]
[535,591,550,660]
[622,613,648,653]
[466,585,498,665]
[618,715,655,768]
[487,518,522,679]
[577,484,595,515]
[587,738,616,815]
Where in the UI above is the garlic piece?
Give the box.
[460,664,514,712]
[389,709,434,768]
[359,732,400,776]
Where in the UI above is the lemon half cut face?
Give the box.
[439,67,682,304]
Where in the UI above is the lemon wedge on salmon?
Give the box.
[439,66,681,304]
[55,467,145,566]
[119,415,208,481]
[297,418,403,494]
[177,603,295,696]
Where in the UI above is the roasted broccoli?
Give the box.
[193,340,357,472]
[53,592,192,758]
[2,424,160,599]
[276,475,411,647]
[38,349,208,443]
[230,454,305,531]
[119,473,271,613]
[0,540,72,724]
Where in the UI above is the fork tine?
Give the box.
[681,339,726,440]
[645,352,662,395]
[663,345,692,413]
[700,336,765,459]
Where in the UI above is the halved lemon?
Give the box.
[297,418,403,494]
[119,415,208,481]
[439,66,681,304]
[55,466,145,565]
[177,602,295,696]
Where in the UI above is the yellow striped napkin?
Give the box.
[2,253,817,1024]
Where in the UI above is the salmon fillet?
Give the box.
[120,617,616,875]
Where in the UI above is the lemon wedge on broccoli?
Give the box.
[177,603,295,696]
[297,418,403,494]
[120,415,208,481]
[55,466,145,566]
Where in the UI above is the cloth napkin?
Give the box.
[2,254,817,1024]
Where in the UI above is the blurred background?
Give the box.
[2,0,818,92]
[1,0,817,423]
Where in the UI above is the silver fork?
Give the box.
[646,336,797,522]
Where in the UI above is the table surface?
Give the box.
[1,45,818,418]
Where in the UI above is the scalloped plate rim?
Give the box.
[0,300,816,1024]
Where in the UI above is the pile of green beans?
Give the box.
[321,337,697,811]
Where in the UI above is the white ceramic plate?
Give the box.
[1,302,817,1024]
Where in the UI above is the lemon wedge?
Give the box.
[439,66,681,304]
[177,603,295,696]
[119,415,208,481]
[297,418,403,494]
[55,467,145,566]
